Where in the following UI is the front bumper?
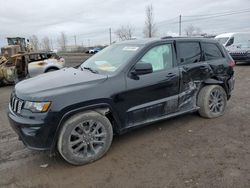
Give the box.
[8,104,58,150]
[230,53,250,62]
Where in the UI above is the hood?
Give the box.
[15,67,108,99]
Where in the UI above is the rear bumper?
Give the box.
[7,104,58,150]
[227,76,235,98]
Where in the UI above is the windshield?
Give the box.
[216,37,229,45]
[233,34,250,49]
[80,43,142,75]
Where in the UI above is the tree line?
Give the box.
[29,32,67,51]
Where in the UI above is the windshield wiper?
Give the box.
[82,66,99,74]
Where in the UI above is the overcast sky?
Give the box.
[0,0,250,48]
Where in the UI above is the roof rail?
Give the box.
[161,36,173,39]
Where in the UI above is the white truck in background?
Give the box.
[215,32,250,63]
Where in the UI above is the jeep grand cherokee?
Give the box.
[8,37,235,165]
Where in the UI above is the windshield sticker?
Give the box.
[94,61,108,65]
[94,61,116,72]
[122,46,139,51]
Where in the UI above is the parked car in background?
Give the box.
[27,52,65,77]
[86,47,102,54]
[8,37,235,165]
[215,32,250,63]
[0,51,65,85]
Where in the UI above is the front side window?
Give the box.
[203,43,223,61]
[178,42,201,64]
[138,44,173,72]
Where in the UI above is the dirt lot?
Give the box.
[0,60,250,188]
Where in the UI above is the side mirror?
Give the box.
[132,63,153,76]
[180,58,185,63]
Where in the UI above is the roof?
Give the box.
[215,32,250,38]
[215,33,235,38]
[116,37,217,46]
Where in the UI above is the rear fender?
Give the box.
[203,78,230,99]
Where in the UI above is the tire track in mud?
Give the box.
[0,128,39,171]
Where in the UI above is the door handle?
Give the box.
[166,73,176,78]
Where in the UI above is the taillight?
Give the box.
[229,60,235,68]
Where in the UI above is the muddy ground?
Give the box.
[0,58,250,188]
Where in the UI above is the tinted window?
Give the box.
[225,37,234,47]
[139,44,173,72]
[203,43,223,60]
[178,42,201,64]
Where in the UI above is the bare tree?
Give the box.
[143,4,157,38]
[29,35,39,51]
[57,32,67,51]
[41,36,51,51]
[185,25,202,36]
[115,25,134,41]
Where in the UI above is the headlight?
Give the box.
[24,101,51,113]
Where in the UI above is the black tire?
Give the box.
[57,111,113,165]
[197,85,227,119]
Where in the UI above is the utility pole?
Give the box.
[109,28,112,45]
[74,35,77,47]
[50,38,54,51]
[179,14,182,36]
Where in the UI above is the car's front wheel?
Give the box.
[197,85,227,118]
[57,111,113,165]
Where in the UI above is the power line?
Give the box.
[181,10,250,23]
[157,9,250,25]
[183,8,250,17]
[157,16,179,25]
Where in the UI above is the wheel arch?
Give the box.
[45,66,60,72]
[202,78,230,99]
[50,103,121,154]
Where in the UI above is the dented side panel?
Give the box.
[178,62,212,111]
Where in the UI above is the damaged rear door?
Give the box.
[176,40,212,111]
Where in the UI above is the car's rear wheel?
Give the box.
[197,85,227,118]
[57,111,113,165]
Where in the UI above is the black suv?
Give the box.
[8,37,235,165]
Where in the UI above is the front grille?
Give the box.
[230,51,248,56]
[10,95,24,114]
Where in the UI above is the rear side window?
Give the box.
[178,42,201,64]
[203,43,223,61]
